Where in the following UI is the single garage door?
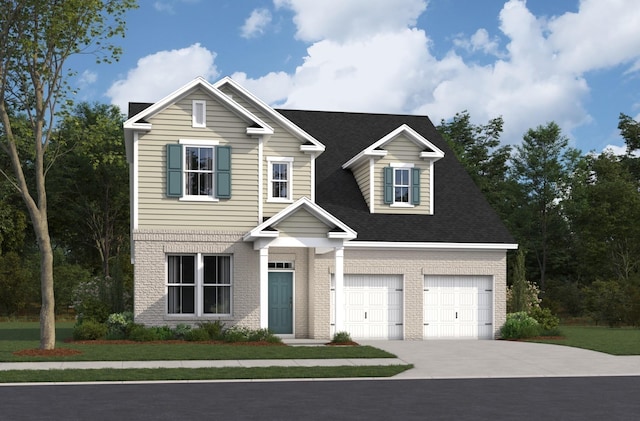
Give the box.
[424,275,493,339]
[331,275,403,339]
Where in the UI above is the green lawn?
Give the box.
[0,322,395,362]
[529,325,640,355]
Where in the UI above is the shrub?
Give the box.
[529,306,560,334]
[105,311,133,339]
[331,331,353,344]
[73,320,107,340]
[507,281,541,314]
[584,280,627,327]
[127,324,174,341]
[500,312,541,339]
[173,323,192,340]
[184,327,211,342]
[222,326,281,343]
[198,321,225,340]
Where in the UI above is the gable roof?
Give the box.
[277,109,516,246]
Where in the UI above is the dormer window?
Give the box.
[192,100,206,128]
[384,163,420,206]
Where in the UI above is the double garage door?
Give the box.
[332,274,493,340]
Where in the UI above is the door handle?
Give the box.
[289,297,292,309]
[365,311,367,319]
[455,311,458,319]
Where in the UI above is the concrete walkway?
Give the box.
[2,340,640,380]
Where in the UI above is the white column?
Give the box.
[259,247,269,329]
[334,246,345,333]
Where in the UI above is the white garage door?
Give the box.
[331,275,403,340]
[424,275,493,339]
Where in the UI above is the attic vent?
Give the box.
[268,262,294,269]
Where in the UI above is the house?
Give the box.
[123,77,517,340]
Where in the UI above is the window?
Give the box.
[167,254,232,316]
[192,100,206,128]
[185,146,213,196]
[166,143,231,199]
[383,164,420,206]
[394,168,410,203]
[267,157,293,201]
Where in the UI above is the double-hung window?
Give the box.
[167,254,232,316]
[185,146,213,197]
[267,157,293,202]
[383,163,421,206]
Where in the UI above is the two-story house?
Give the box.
[123,77,517,340]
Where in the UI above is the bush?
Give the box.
[105,311,133,339]
[198,321,225,340]
[222,326,281,343]
[331,331,353,344]
[73,320,107,340]
[127,324,174,341]
[500,312,541,339]
[173,323,192,340]
[529,306,560,334]
[184,327,211,342]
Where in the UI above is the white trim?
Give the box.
[369,158,375,213]
[267,157,294,203]
[192,100,206,128]
[345,241,519,251]
[429,161,434,215]
[258,137,264,222]
[259,247,269,329]
[179,196,219,202]
[342,124,444,169]
[179,138,219,146]
[390,162,414,168]
[310,153,316,202]
[392,165,412,205]
[132,132,139,231]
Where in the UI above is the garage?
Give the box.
[424,275,493,339]
[331,275,403,339]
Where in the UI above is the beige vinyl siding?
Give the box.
[273,209,332,238]
[352,160,371,209]
[137,89,260,231]
[374,135,431,215]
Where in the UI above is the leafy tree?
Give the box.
[437,111,512,217]
[0,0,136,349]
[510,122,581,291]
[618,113,640,155]
[49,102,129,278]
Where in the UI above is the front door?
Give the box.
[268,272,293,334]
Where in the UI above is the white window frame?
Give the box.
[179,139,219,202]
[166,253,233,317]
[390,162,414,207]
[267,157,294,202]
[192,100,206,128]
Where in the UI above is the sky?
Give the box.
[70,0,640,154]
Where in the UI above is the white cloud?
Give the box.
[106,43,218,112]
[230,71,292,105]
[274,0,427,42]
[453,29,503,57]
[241,8,272,39]
[153,0,200,14]
[78,70,97,88]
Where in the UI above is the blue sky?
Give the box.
[71,0,640,154]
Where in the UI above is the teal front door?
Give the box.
[268,272,293,334]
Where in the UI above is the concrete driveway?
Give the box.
[360,340,640,379]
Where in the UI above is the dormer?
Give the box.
[342,124,444,215]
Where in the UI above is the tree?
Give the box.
[618,113,640,155]
[0,0,136,349]
[437,111,512,217]
[510,122,581,291]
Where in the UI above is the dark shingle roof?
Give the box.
[277,109,515,245]
[128,102,154,120]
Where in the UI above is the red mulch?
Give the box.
[13,348,83,357]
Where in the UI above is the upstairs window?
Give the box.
[383,164,421,206]
[267,157,293,202]
[192,100,206,128]
[166,142,231,200]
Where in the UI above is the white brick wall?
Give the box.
[133,230,507,340]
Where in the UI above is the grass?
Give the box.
[529,325,640,355]
[0,322,394,362]
[0,365,412,383]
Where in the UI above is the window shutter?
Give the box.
[383,166,393,204]
[166,144,183,197]
[216,146,231,199]
[411,167,421,205]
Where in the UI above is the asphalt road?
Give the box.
[2,377,639,420]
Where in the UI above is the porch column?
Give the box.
[334,246,345,333]
[259,246,269,329]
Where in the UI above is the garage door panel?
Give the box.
[332,275,403,340]
[424,276,493,339]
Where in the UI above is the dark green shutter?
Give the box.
[383,166,393,204]
[216,146,231,199]
[166,144,183,197]
[411,167,421,205]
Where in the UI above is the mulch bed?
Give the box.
[13,348,83,357]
